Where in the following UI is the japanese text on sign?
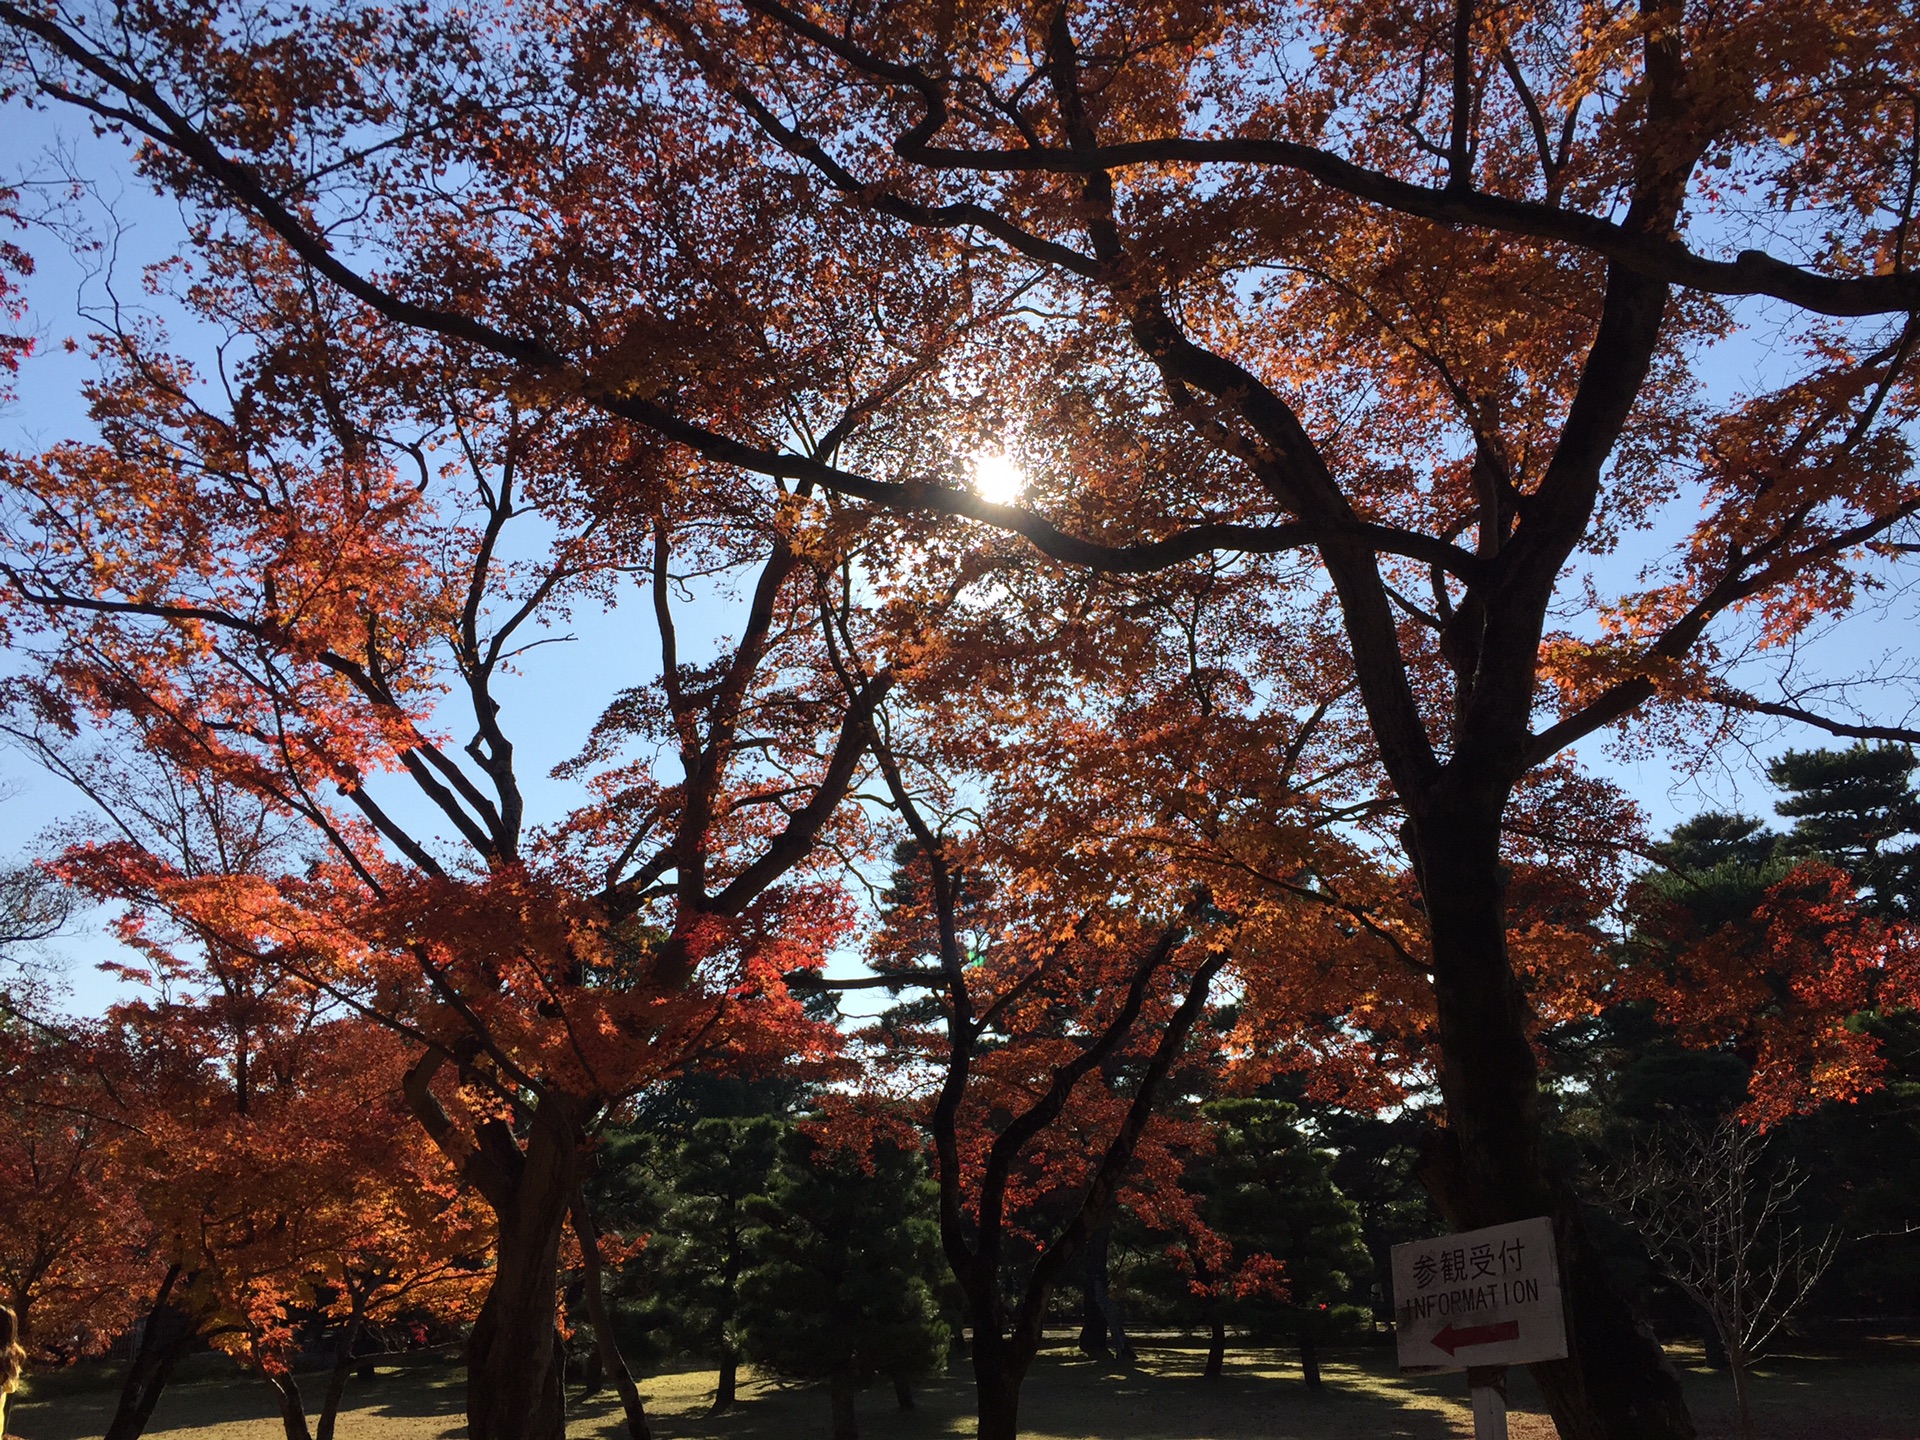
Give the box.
[1390,1216,1568,1372]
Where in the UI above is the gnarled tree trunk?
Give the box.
[464,1115,578,1440]
[1411,806,1693,1440]
[102,1268,199,1440]
[314,1316,361,1440]
[407,1056,587,1440]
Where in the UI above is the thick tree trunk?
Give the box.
[966,1315,1036,1440]
[713,1352,738,1412]
[1204,1313,1225,1378]
[1078,1221,1133,1366]
[892,1374,915,1410]
[266,1371,313,1440]
[570,1185,650,1440]
[465,1121,576,1440]
[102,1270,198,1440]
[1412,811,1694,1440]
[315,1318,361,1440]
[828,1370,858,1440]
[1299,1336,1321,1391]
[971,1359,1022,1440]
[968,1306,1051,1440]
[103,1337,182,1440]
[1076,1277,1108,1357]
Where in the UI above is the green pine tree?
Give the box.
[736,1129,949,1440]
[1559,787,1920,1340]
[649,1116,786,1412]
[1559,813,1788,1135]
[1653,811,1778,874]
[1197,1099,1372,1388]
[1315,1108,1444,1324]
[1767,742,1920,916]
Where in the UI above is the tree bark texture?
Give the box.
[828,1370,858,1440]
[314,1318,361,1440]
[970,1356,1021,1440]
[1411,809,1694,1440]
[1205,1314,1225,1378]
[464,1119,576,1440]
[570,1186,651,1440]
[102,1271,198,1440]
[892,1374,915,1410]
[1299,1336,1321,1391]
[713,1352,738,1412]
[266,1371,313,1440]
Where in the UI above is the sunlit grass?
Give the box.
[12,1335,1918,1440]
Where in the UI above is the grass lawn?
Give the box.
[10,1336,1917,1440]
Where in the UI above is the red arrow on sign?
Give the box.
[1432,1320,1520,1355]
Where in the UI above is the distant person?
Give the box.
[0,1304,24,1439]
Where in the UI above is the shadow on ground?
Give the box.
[12,1335,1919,1440]
[588,1343,1481,1440]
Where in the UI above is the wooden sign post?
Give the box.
[1391,1216,1567,1440]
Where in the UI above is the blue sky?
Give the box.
[5,106,1916,1017]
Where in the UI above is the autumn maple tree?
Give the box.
[0,1016,154,1372]
[858,840,1228,1440]
[6,760,475,1440]
[8,2,1920,1437]
[96,991,486,1440]
[1,922,491,1440]
[824,594,1426,1440]
[0,149,929,1437]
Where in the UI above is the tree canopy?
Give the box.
[6,4,1920,1439]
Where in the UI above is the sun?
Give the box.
[970,449,1026,506]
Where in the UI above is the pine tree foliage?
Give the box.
[1190,1099,1371,1388]
[1768,744,1920,917]
[736,1131,948,1440]
[649,1117,786,1411]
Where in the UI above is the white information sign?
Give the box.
[1391,1215,1568,1372]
